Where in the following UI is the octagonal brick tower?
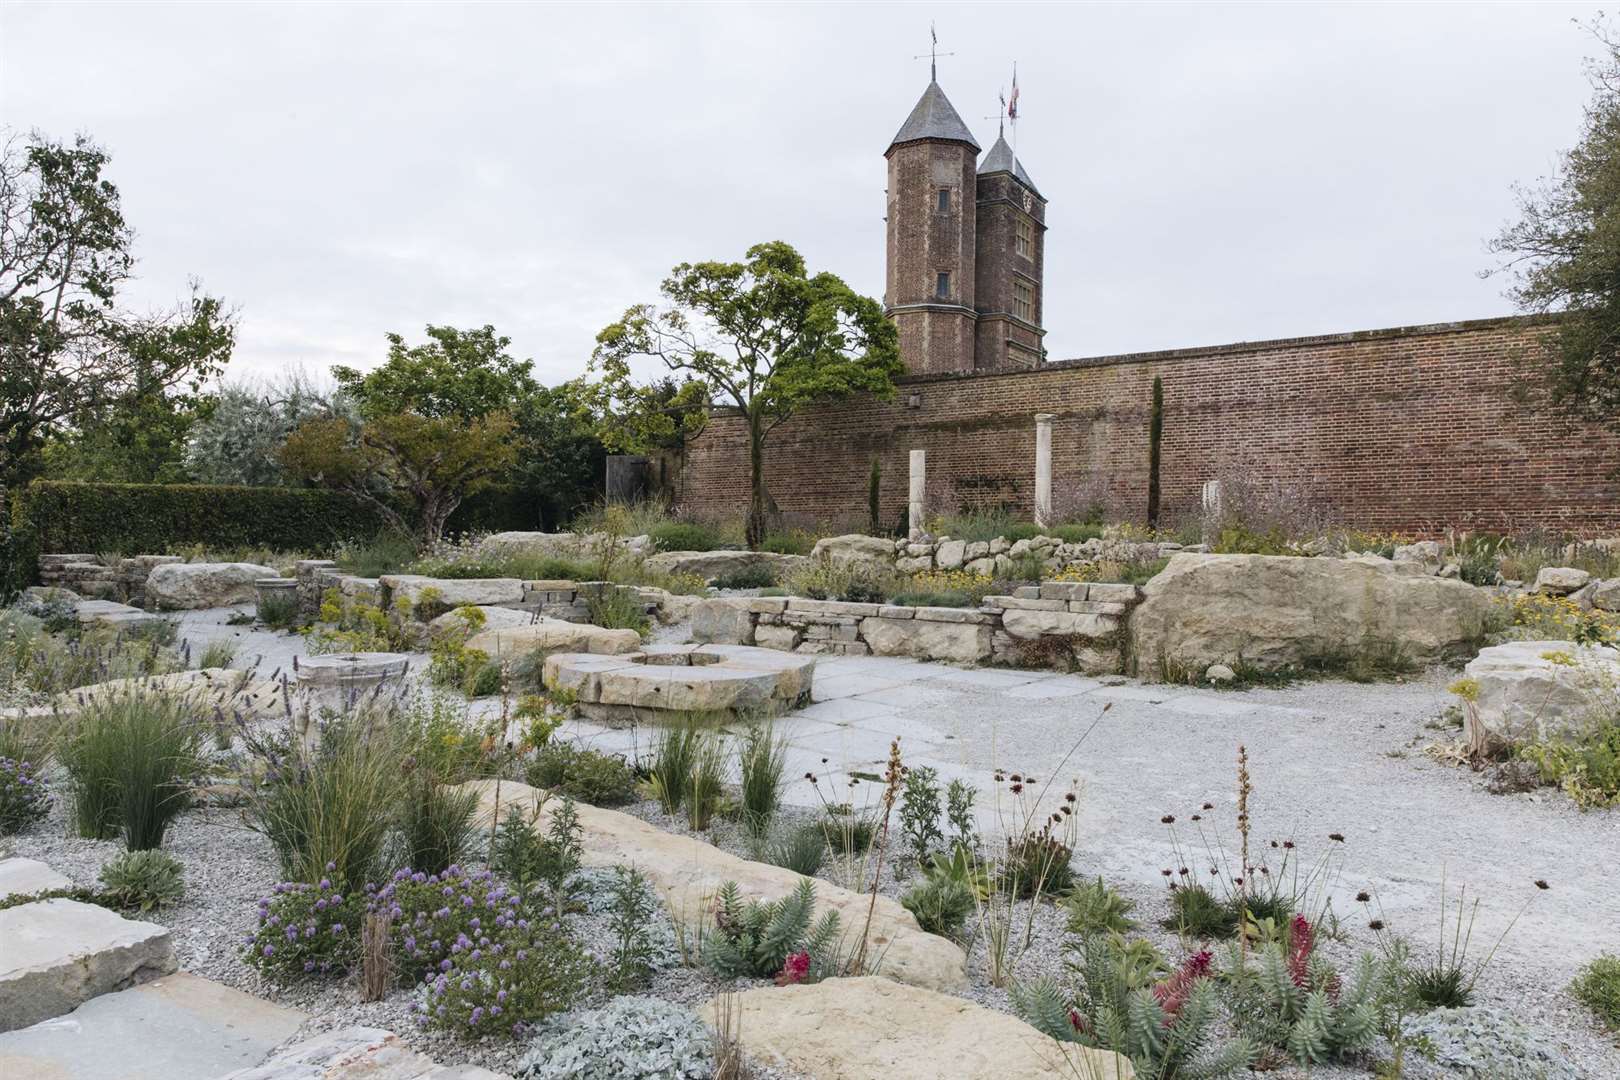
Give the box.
[885,80,982,375]
[974,131,1047,368]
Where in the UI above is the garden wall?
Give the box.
[673,315,1620,536]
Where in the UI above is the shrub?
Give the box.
[0,756,50,834]
[1013,935,1256,1078]
[257,590,303,629]
[525,743,638,806]
[304,588,416,654]
[899,764,944,861]
[393,776,481,877]
[17,481,389,554]
[1224,917,1381,1065]
[1167,883,1240,939]
[333,530,420,577]
[649,522,722,553]
[999,826,1075,899]
[99,850,185,912]
[1518,722,1620,809]
[1571,953,1620,1030]
[737,721,787,836]
[369,864,519,984]
[243,876,364,982]
[1063,876,1138,936]
[415,912,590,1038]
[61,689,205,850]
[900,873,974,939]
[788,559,900,604]
[197,639,237,670]
[711,564,777,590]
[822,808,875,855]
[585,588,650,635]
[240,714,403,893]
[703,878,841,982]
[604,866,659,992]
[489,800,582,896]
[888,589,973,608]
[1047,523,1104,543]
[761,530,814,556]
[515,995,715,1080]
[764,822,826,876]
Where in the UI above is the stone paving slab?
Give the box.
[218,1025,511,1079]
[0,857,71,902]
[0,971,305,1080]
[1161,693,1260,718]
[0,899,176,1032]
[1002,674,1103,700]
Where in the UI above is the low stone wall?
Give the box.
[810,531,1193,578]
[691,581,1142,674]
[36,553,181,605]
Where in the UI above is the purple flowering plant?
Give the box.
[367,864,521,984]
[0,757,51,835]
[241,867,364,982]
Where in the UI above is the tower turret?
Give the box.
[974,131,1046,368]
[885,80,981,375]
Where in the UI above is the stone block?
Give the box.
[935,539,967,569]
[754,625,802,651]
[1039,581,1088,602]
[379,574,525,609]
[0,899,176,1032]
[896,556,933,574]
[1535,567,1592,595]
[985,595,1068,611]
[1594,579,1620,612]
[1013,585,1041,599]
[964,541,990,560]
[1086,582,1141,604]
[145,563,279,610]
[877,606,916,619]
[786,599,881,618]
[964,557,995,575]
[747,597,790,614]
[911,606,990,624]
[860,616,992,663]
[689,598,756,645]
[1001,608,1118,640]
[1069,600,1130,615]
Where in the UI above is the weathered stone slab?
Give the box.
[1038,581,1088,601]
[1534,567,1591,595]
[643,549,809,582]
[934,539,966,569]
[544,644,813,720]
[1594,579,1620,612]
[0,899,176,1032]
[379,575,524,609]
[73,599,164,631]
[808,533,897,572]
[747,597,790,614]
[984,595,1068,611]
[145,563,278,610]
[705,977,1131,1080]
[786,598,883,618]
[910,606,991,624]
[1002,608,1118,640]
[0,971,306,1080]
[217,1024,511,1080]
[860,616,991,664]
[0,858,70,902]
[1085,582,1141,603]
[466,618,640,657]
[754,624,803,651]
[690,597,755,645]
[461,783,966,994]
[426,605,534,639]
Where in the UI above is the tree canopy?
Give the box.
[587,241,901,545]
[1491,22,1620,427]
[0,131,234,485]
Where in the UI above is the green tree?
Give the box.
[333,325,537,420]
[1491,21,1620,427]
[279,411,518,545]
[587,241,901,546]
[0,132,233,485]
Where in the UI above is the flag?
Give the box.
[1008,66,1020,120]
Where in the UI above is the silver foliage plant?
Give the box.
[515,995,714,1080]
[182,373,336,486]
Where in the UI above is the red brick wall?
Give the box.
[673,316,1620,537]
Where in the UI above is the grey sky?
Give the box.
[0,1,1599,385]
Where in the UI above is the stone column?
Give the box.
[908,449,927,540]
[1034,413,1054,527]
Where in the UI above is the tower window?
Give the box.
[1015,217,1032,258]
[937,187,950,213]
[1013,279,1034,321]
[936,272,951,299]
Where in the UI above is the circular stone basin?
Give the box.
[544,644,814,722]
[295,651,410,691]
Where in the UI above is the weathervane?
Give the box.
[913,21,953,81]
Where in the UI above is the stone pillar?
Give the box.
[1201,479,1223,520]
[908,449,927,540]
[1034,414,1054,527]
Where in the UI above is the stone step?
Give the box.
[0,898,176,1032]
[216,1025,512,1079]
[0,971,305,1080]
[0,856,71,901]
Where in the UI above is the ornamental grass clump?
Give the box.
[1571,953,1620,1030]
[243,873,364,982]
[61,688,206,850]
[0,756,50,834]
[736,720,787,837]
[392,772,481,877]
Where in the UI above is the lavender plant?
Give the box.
[0,756,50,834]
[243,872,364,982]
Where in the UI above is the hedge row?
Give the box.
[14,481,543,556]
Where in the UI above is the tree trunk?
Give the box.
[746,412,767,550]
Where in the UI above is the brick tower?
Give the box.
[974,130,1046,368]
[885,79,981,375]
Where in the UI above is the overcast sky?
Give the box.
[0,1,1600,385]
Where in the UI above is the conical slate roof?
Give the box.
[888,81,981,152]
[978,133,1039,196]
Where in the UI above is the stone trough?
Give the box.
[543,643,814,722]
[294,651,410,712]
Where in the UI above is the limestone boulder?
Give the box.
[379,575,524,611]
[1000,607,1119,640]
[808,534,897,573]
[690,597,756,645]
[145,563,277,610]
[1593,579,1620,613]
[1535,567,1591,595]
[643,548,809,583]
[458,781,967,993]
[1128,553,1496,680]
[705,977,1130,1080]
[1462,640,1620,747]
[934,539,967,570]
[1394,541,1443,566]
[860,615,991,664]
[465,617,640,658]
[427,605,534,639]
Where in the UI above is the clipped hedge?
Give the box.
[17,481,391,554]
